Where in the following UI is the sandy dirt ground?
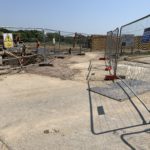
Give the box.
[0,52,149,150]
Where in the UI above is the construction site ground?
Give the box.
[0,52,149,150]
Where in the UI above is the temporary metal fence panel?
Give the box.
[105,31,112,66]
[0,27,92,57]
[81,33,91,52]
[117,15,150,83]
[116,15,150,123]
[111,28,119,75]
[89,16,150,135]
[60,31,91,54]
[60,31,76,53]
[44,29,60,54]
[0,27,45,53]
[105,28,119,75]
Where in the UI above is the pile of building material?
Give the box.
[91,35,106,51]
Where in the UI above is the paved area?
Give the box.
[90,79,150,101]
[0,52,149,150]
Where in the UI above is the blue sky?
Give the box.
[0,0,150,34]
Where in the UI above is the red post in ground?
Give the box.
[105,66,112,71]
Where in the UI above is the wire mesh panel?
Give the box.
[0,27,45,54]
[105,28,119,75]
[59,31,91,54]
[116,15,150,121]
[120,16,150,56]
[89,16,150,135]
[105,31,112,66]
[44,29,60,54]
[0,27,91,57]
[111,28,119,75]
[80,33,91,52]
[60,31,75,53]
[117,15,150,82]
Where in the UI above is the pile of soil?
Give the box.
[25,57,80,80]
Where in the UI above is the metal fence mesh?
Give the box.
[0,27,91,57]
[0,27,45,53]
[117,15,150,83]
[111,28,119,75]
[105,28,119,75]
[44,29,60,53]
[60,31,76,53]
[116,16,150,122]
[105,31,112,66]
